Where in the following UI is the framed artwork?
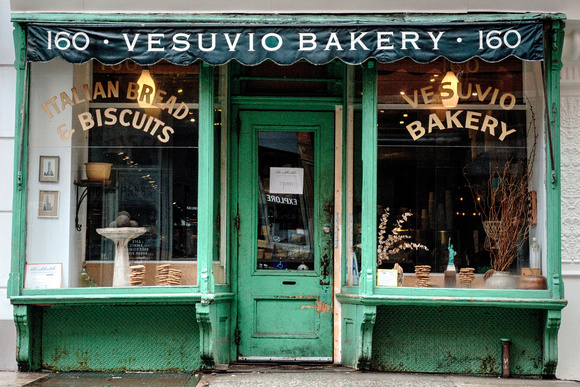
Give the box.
[38,190,59,218]
[39,156,59,182]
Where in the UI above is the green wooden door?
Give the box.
[237,110,335,361]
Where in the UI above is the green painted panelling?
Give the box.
[41,305,202,372]
[371,305,543,375]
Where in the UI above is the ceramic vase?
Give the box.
[485,271,518,289]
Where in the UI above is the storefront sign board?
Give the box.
[27,23,544,65]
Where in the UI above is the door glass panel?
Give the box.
[257,131,315,271]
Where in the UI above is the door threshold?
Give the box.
[238,356,332,363]
[223,363,353,373]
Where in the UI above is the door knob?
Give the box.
[322,225,331,234]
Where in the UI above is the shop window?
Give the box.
[25,59,201,288]
[374,58,546,290]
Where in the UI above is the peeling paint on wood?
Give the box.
[317,300,331,314]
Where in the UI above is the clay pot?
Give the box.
[519,275,548,290]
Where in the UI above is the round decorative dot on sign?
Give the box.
[104,39,109,44]
[457,38,463,43]
[263,33,283,50]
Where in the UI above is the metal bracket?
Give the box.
[73,180,112,231]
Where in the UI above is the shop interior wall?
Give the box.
[27,60,79,288]
[0,0,17,371]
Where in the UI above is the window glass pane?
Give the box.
[375,58,545,290]
[214,65,226,284]
[347,66,363,286]
[25,59,200,288]
[231,61,343,98]
[256,131,315,271]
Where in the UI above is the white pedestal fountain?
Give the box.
[97,227,147,287]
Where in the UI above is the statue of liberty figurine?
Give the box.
[445,237,457,287]
[448,238,456,267]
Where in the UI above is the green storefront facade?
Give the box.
[8,11,568,376]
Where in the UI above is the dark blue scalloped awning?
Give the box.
[26,22,544,65]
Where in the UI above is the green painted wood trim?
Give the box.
[339,64,351,287]
[8,23,28,299]
[227,101,239,363]
[10,292,236,307]
[13,305,41,371]
[358,304,377,370]
[11,295,201,306]
[541,19,565,376]
[340,302,376,370]
[336,293,567,310]
[543,309,562,375]
[18,286,206,296]
[198,63,216,296]
[13,305,30,370]
[360,61,377,296]
[195,300,232,369]
[195,303,214,369]
[545,20,565,300]
[10,12,566,25]
[372,287,554,300]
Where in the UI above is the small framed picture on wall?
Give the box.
[38,190,59,218]
[39,156,59,182]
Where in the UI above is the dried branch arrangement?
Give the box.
[377,208,428,266]
[470,129,537,272]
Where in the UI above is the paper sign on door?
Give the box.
[269,167,304,194]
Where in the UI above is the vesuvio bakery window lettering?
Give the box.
[39,76,191,143]
[374,58,546,290]
[26,23,544,65]
[401,66,519,141]
[25,59,201,288]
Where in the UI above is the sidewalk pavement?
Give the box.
[1,365,579,387]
